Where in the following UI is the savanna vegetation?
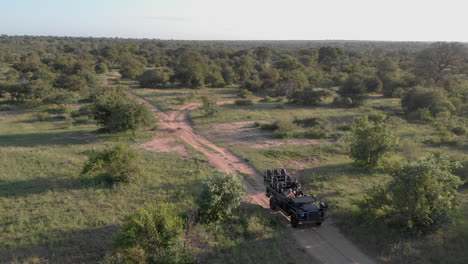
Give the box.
[1,35,467,263]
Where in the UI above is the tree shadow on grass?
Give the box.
[0,131,100,147]
[0,175,110,198]
[0,225,119,264]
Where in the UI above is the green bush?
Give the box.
[45,105,69,114]
[196,170,246,222]
[337,74,367,107]
[94,63,109,74]
[81,144,141,184]
[293,117,322,128]
[273,120,298,139]
[105,204,191,264]
[90,90,155,133]
[402,87,455,116]
[200,96,219,117]
[34,112,50,121]
[237,89,253,99]
[175,95,189,105]
[350,112,399,168]
[234,98,253,106]
[259,121,279,130]
[363,154,463,235]
[303,129,328,139]
[259,96,274,103]
[407,108,433,122]
[139,69,173,88]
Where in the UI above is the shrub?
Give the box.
[105,204,191,264]
[289,87,331,106]
[337,74,367,107]
[139,69,173,88]
[234,98,253,106]
[43,90,80,104]
[273,120,298,139]
[34,112,50,121]
[45,105,69,114]
[196,170,246,222]
[407,108,433,122]
[350,112,399,168]
[90,90,155,133]
[293,117,322,128]
[200,96,219,117]
[94,63,108,74]
[363,154,463,235]
[304,129,328,139]
[237,89,253,99]
[81,144,141,184]
[175,95,189,105]
[259,96,273,103]
[259,121,279,130]
[402,87,455,116]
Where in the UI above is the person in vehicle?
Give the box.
[286,188,296,199]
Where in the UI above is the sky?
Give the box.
[1,0,467,41]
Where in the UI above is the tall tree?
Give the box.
[414,42,466,83]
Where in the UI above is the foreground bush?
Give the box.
[363,154,463,235]
[81,144,141,184]
[104,204,191,264]
[197,170,245,222]
[350,112,399,168]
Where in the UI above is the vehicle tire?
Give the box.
[316,222,322,226]
[266,188,270,198]
[269,197,277,210]
[291,215,299,228]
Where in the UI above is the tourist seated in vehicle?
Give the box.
[286,188,296,199]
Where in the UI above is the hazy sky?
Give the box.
[1,0,466,41]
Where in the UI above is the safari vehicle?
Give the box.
[264,168,328,228]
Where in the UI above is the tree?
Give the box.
[106,204,190,263]
[337,74,367,107]
[119,54,146,79]
[81,144,141,184]
[139,68,173,88]
[94,62,109,74]
[364,154,463,234]
[318,46,343,72]
[196,170,246,222]
[288,86,331,106]
[254,46,273,64]
[414,42,466,83]
[90,89,155,133]
[402,86,455,116]
[350,112,399,168]
[174,51,207,88]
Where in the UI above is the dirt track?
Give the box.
[135,97,376,264]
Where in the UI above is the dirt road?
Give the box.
[136,97,376,264]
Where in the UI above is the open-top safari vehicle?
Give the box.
[264,168,328,228]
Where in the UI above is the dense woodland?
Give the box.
[0,35,467,263]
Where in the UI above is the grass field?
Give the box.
[168,88,467,263]
[0,99,316,263]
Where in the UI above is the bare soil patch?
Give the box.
[139,132,189,157]
[206,121,320,148]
